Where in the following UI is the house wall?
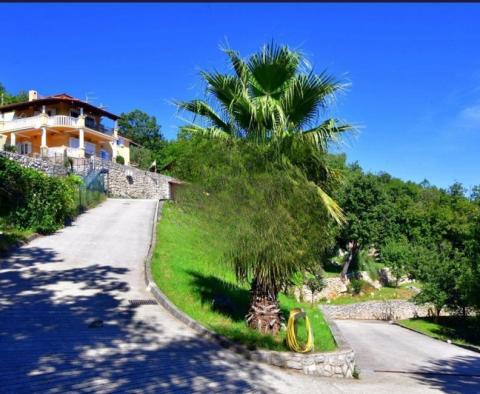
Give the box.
[1,102,129,163]
[116,139,130,164]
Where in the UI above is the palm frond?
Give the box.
[301,119,352,151]
[247,43,300,99]
[311,182,346,224]
[223,48,250,85]
[180,124,232,140]
[281,72,345,128]
[176,99,232,133]
[201,71,243,111]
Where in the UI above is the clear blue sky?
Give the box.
[1,3,479,189]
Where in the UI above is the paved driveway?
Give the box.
[335,320,480,393]
[1,199,478,393]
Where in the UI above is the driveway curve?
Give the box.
[335,319,480,393]
[0,198,476,393]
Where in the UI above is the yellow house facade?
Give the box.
[0,91,131,164]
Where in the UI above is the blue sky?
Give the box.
[1,3,479,189]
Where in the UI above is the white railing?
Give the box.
[3,115,42,131]
[3,114,112,135]
[47,147,65,157]
[47,115,78,127]
[47,147,85,159]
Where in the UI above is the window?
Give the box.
[85,116,96,128]
[70,110,80,118]
[69,137,80,148]
[85,141,96,155]
[100,149,110,160]
[46,108,57,116]
[17,142,32,155]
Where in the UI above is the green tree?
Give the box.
[174,43,352,334]
[381,237,413,285]
[414,243,469,318]
[118,109,165,149]
[0,83,28,105]
[336,166,397,278]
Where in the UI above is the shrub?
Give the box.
[115,155,125,165]
[3,144,16,153]
[357,249,380,281]
[348,279,375,295]
[0,157,88,234]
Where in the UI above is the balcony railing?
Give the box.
[2,115,43,131]
[47,115,79,128]
[2,114,114,135]
[47,147,84,158]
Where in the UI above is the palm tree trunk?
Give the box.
[245,279,282,336]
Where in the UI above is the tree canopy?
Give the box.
[0,83,28,105]
[118,109,165,151]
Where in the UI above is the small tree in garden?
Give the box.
[305,267,326,306]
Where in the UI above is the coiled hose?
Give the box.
[286,308,314,353]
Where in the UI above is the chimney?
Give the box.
[28,90,38,102]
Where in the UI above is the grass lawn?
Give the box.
[398,317,480,348]
[151,203,337,352]
[320,285,417,305]
[0,222,34,254]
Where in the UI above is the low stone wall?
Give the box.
[91,158,175,200]
[144,202,356,378]
[0,151,177,201]
[321,300,431,321]
[0,150,68,176]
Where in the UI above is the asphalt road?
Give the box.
[335,319,480,393]
[1,198,478,393]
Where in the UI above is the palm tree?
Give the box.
[176,43,352,335]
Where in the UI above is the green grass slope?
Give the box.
[151,203,336,352]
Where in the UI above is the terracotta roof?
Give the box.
[47,93,76,100]
[0,93,119,120]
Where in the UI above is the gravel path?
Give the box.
[0,199,471,393]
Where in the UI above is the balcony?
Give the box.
[1,114,114,135]
[2,115,43,131]
[48,115,79,128]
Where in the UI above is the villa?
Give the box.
[0,90,131,164]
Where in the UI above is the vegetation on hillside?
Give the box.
[331,158,480,315]
[0,156,105,252]
[152,203,336,352]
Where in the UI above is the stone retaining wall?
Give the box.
[0,151,177,200]
[91,158,175,200]
[144,202,356,378]
[321,300,431,321]
[0,150,68,176]
[294,277,348,302]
